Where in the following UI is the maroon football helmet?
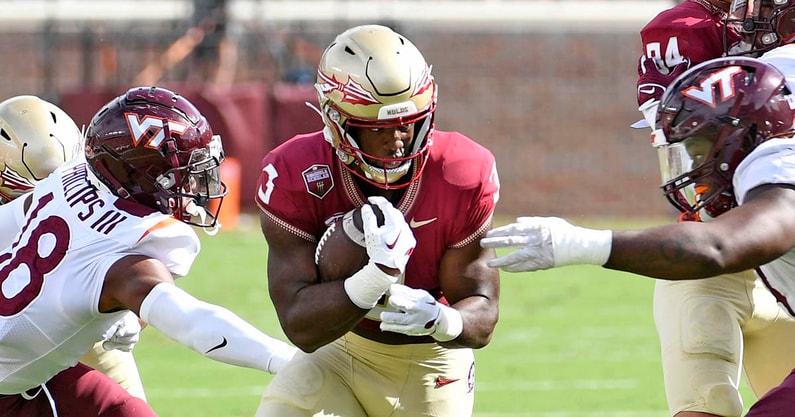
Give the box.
[726,0,795,55]
[657,56,795,220]
[85,86,226,227]
[700,0,733,12]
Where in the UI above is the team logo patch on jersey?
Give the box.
[303,164,334,199]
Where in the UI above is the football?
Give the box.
[315,204,384,282]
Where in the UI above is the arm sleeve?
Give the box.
[139,282,297,374]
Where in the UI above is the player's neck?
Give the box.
[355,177,406,206]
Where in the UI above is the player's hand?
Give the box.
[480,216,612,272]
[362,196,416,274]
[637,57,690,107]
[379,284,462,342]
[102,312,142,352]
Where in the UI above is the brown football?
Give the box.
[315,204,384,282]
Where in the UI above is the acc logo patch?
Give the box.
[303,164,334,199]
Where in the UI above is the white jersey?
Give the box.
[736,46,795,317]
[0,156,199,394]
[734,138,795,317]
[759,43,795,93]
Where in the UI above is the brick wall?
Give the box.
[0,28,672,218]
[412,31,668,218]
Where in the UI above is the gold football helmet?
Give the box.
[0,95,82,203]
[315,25,437,189]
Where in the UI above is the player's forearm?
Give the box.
[140,282,297,374]
[606,226,741,279]
[445,296,497,349]
[278,279,370,352]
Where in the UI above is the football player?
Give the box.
[633,1,795,416]
[0,94,150,401]
[0,86,297,416]
[255,25,501,416]
[0,95,82,205]
[635,0,739,132]
[482,57,795,417]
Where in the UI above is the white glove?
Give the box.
[379,284,463,342]
[638,98,660,130]
[362,196,416,274]
[480,216,613,272]
[343,197,416,310]
[102,312,142,352]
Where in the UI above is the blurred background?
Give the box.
[0,0,679,222]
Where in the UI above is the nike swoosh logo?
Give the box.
[639,87,656,94]
[434,376,460,388]
[205,337,228,354]
[387,231,401,249]
[410,217,437,228]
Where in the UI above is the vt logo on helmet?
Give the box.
[85,86,227,228]
[681,66,744,106]
[657,56,795,220]
[125,113,189,149]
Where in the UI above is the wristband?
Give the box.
[554,227,612,267]
[431,304,463,342]
[344,262,398,309]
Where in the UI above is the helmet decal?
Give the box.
[681,66,743,107]
[317,72,380,106]
[0,165,35,194]
[125,113,189,148]
[414,65,434,98]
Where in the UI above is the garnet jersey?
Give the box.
[733,138,795,318]
[637,0,741,106]
[0,156,199,394]
[256,130,499,333]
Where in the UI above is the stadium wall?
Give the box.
[0,25,669,219]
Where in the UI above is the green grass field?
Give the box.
[133,217,755,416]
